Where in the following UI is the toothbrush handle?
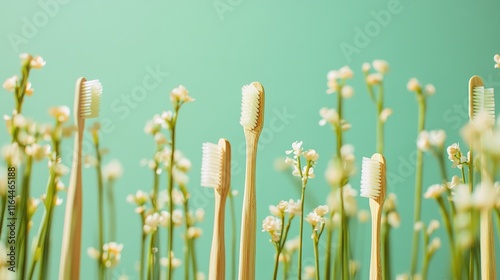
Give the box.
[59,126,83,280]
[209,193,227,280]
[480,210,497,280]
[369,199,382,280]
[238,134,258,280]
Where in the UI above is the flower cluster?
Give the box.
[326,66,354,95]
[285,141,319,183]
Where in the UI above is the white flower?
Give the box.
[262,216,282,233]
[314,205,329,216]
[366,73,383,85]
[172,209,183,226]
[362,62,371,73]
[326,70,339,94]
[103,160,124,181]
[170,85,194,105]
[447,143,466,169]
[341,85,354,98]
[305,211,324,231]
[195,208,205,222]
[384,193,397,211]
[286,141,303,157]
[372,59,389,74]
[424,184,446,199]
[319,107,339,126]
[25,144,50,161]
[453,184,472,211]
[304,149,319,162]
[285,199,301,217]
[1,143,22,166]
[407,78,421,92]
[25,82,34,96]
[284,236,300,252]
[48,106,70,123]
[30,56,46,69]
[449,175,461,189]
[302,166,314,180]
[126,190,148,206]
[357,210,370,223]
[160,252,182,269]
[414,221,423,231]
[102,242,123,268]
[494,54,500,68]
[304,266,316,280]
[269,200,288,218]
[379,108,392,123]
[3,75,18,92]
[427,219,440,235]
[424,84,435,95]
[417,131,430,151]
[87,247,100,260]
[144,212,163,234]
[428,130,446,148]
[427,237,441,255]
[187,227,203,239]
[339,66,354,79]
[473,183,497,210]
[387,212,400,228]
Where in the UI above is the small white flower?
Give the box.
[126,190,148,206]
[304,149,319,162]
[319,107,339,126]
[195,208,205,222]
[447,143,467,169]
[357,210,370,223]
[284,236,300,252]
[414,221,423,231]
[427,219,440,235]
[362,62,371,73]
[170,85,194,105]
[102,242,123,268]
[3,75,18,92]
[262,216,282,233]
[407,78,421,92]
[425,84,435,95]
[160,252,182,269]
[372,59,389,74]
[341,85,354,98]
[417,131,430,151]
[285,199,301,216]
[427,237,441,255]
[49,106,70,123]
[314,205,329,217]
[304,265,316,280]
[366,73,383,85]
[449,175,461,189]
[30,56,46,69]
[428,130,446,148]
[424,184,446,199]
[453,184,473,211]
[473,183,497,210]
[339,66,354,79]
[87,247,100,260]
[187,227,203,239]
[25,82,34,96]
[387,212,401,228]
[285,141,303,157]
[144,212,163,234]
[305,211,325,231]
[494,54,500,68]
[25,144,50,161]
[103,160,124,181]
[379,108,392,123]
[2,143,22,166]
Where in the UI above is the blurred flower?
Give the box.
[25,144,50,161]
[3,76,18,92]
[341,85,354,98]
[160,252,182,269]
[372,59,389,74]
[25,82,34,96]
[473,183,498,210]
[447,143,467,169]
[144,212,163,234]
[424,184,446,199]
[427,220,440,235]
[424,84,435,95]
[187,227,203,239]
[103,160,124,181]
[379,108,392,123]
[427,237,441,255]
[319,107,339,127]
[388,212,401,228]
[269,200,288,218]
[357,209,370,223]
[49,106,70,123]
[285,199,301,217]
[339,66,354,80]
[407,78,421,92]
[1,143,22,166]
[170,85,194,105]
[102,242,123,268]
[494,54,500,68]
[453,184,473,211]
[286,141,303,157]
[304,149,319,161]
[304,266,316,280]
[366,73,383,85]
[362,62,371,73]
[30,55,46,69]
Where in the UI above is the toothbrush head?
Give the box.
[240,82,265,133]
[201,138,231,196]
[80,79,102,119]
[468,75,495,123]
[360,153,386,203]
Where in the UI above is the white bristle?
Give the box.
[472,86,495,122]
[239,84,260,129]
[360,157,382,199]
[201,142,223,188]
[80,79,102,118]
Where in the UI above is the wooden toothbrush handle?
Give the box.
[209,193,227,280]
[238,136,258,280]
[480,210,496,280]
[59,127,83,280]
[369,199,382,280]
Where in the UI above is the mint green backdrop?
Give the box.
[1,0,500,279]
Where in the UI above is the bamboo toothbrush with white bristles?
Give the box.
[468,75,497,280]
[360,153,386,280]
[238,82,265,280]
[59,78,102,280]
[201,138,231,280]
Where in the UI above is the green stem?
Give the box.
[376,84,384,154]
[229,192,236,280]
[16,156,33,280]
[421,229,429,280]
[382,219,391,280]
[140,220,146,280]
[167,111,178,280]
[313,235,320,280]
[298,186,307,280]
[95,141,105,280]
[436,197,457,279]
[410,94,426,275]
[436,154,456,217]
[324,212,333,280]
[182,193,191,280]
[147,233,156,280]
[283,258,289,280]
[273,216,286,280]
[190,238,198,278]
[0,195,6,239]
[107,180,116,241]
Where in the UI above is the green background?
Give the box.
[1,0,500,279]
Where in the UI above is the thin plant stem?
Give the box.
[95,140,105,280]
[107,180,116,241]
[16,155,33,279]
[436,197,457,279]
[421,231,429,280]
[140,219,146,280]
[313,235,320,280]
[0,195,6,239]
[298,186,306,280]
[383,220,392,280]
[324,212,333,280]
[410,93,426,275]
[167,110,178,280]
[147,232,157,280]
[272,216,286,280]
[376,84,384,155]
[435,153,456,217]
[181,187,191,280]
[190,238,198,278]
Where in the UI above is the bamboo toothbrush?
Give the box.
[238,82,265,280]
[201,138,231,280]
[360,153,386,280]
[59,78,102,280]
[468,76,497,280]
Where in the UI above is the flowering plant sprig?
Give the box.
[305,205,328,279]
[285,141,318,279]
[262,199,301,280]
[407,77,436,276]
